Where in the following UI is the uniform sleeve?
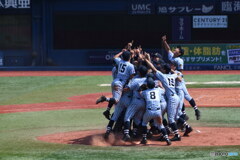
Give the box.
[112,67,116,79]
[114,57,121,65]
[129,64,135,75]
[155,71,164,81]
[172,73,178,79]
[178,59,184,70]
[168,51,174,61]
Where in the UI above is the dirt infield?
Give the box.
[0,70,239,77]
[184,88,240,107]
[0,88,239,114]
[37,127,240,147]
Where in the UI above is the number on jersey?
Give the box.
[150,92,156,99]
[167,78,175,87]
[119,63,127,73]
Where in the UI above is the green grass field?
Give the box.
[0,74,239,160]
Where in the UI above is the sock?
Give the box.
[189,99,198,110]
[107,120,114,129]
[124,121,130,135]
[183,121,190,129]
[160,128,169,140]
[170,122,179,136]
[182,103,186,114]
[142,126,147,138]
[107,98,116,110]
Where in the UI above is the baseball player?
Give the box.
[170,62,193,136]
[162,35,201,121]
[145,59,182,141]
[103,89,133,139]
[96,51,135,119]
[122,65,148,141]
[140,77,171,145]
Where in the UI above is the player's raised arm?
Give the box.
[124,40,134,50]
[144,59,158,73]
[162,35,170,53]
[113,51,123,59]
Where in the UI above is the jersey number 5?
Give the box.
[119,63,127,73]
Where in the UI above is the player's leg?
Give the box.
[140,111,152,144]
[182,80,201,120]
[112,93,132,133]
[155,120,171,145]
[104,102,125,139]
[102,81,123,120]
[167,95,181,141]
[123,98,144,141]
[177,117,193,136]
[176,89,185,129]
[132,108,145,137]
[122,100,137,141]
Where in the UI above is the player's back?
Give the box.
[142,88,161,110]
[155,71,177,97]
[115,58,135,85]
[128,77,147,98]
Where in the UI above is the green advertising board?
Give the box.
[170,43,240,64]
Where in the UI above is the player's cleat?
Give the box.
[140,137,147,144]
[104,130,111,139]
[195,109,201,120]
[183,126,193,136]
[96,96,107,104]
[165,138,172,145]
[103,110,111,120]
[122,134,131,141]
[158,135,165,142]
[170,134,181,141]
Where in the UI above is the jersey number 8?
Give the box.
[150,92,156,99]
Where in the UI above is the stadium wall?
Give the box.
[0,0,239,70]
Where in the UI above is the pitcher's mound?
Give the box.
[37,127,240,147]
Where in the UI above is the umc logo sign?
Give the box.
[129,3,154,14]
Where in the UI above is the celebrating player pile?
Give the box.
[96,36,201,145]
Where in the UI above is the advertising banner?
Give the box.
[157,2,215,14]
[172,16,191,41]
[0,0,30,9]
[221,0,240,13]
[128,1,155,15]
[227,49,240,64]
[193,15,228,28]
[170,43,240,64]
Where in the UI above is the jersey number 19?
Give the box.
[168,78,175,87]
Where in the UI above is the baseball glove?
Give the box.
[195,109,201,120]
